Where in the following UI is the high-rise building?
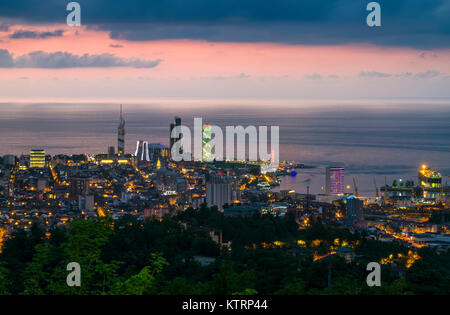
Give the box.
[108,146,115,157]
[29,149,46,168]
[78,195,94,211]
[202,124,213,162]
[325,166,344,195]
[169,116,182,158]
[135,141,143,159]
[134,140,150,161]
[149,143,169,163]
[118,104,125,156]
[206,175,232,211]
[2,155,16,166]
[345,196,363,226]
[70,177,91,199]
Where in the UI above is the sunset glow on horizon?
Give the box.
[1,23,450,100]
[1,0,450,100]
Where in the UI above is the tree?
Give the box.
[232,288,258,295]
[159,277,198,295]
[275,279,306,295]
[406,260,450,294]
[49,217,114,294]
[0,264,10,295]
[0,224,44,293]
[109,253,168,295]
[361,277,409,295]
[202,263,257,295]
[22,243,56,294]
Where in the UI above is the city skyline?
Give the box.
[0,1,449,298]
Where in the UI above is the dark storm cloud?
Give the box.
[0,0,449,48]
[9,29,64,39]
[0,49,162,68]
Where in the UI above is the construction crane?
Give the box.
[353,178,359,198]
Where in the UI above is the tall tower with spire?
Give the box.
[118,104,125,156]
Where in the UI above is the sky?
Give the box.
[0,0,449,100]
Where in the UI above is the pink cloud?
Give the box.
[0,24,449,99]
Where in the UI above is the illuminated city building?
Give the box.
[261,203,288,216]
[134,140,150,162]
[70,176,91,199]
[29,149,46,168]
[144,207,170,222]
[149,143,169,163]
[325,167,344,195]
[156,158,161,170]
[344,196,363,226]
[419,165,442,200]
[99,159,114,164]
[202,124,213,162]
[419,165,442,189]
[169,116,182,159]
[154,168,178,193]
[134,141,169,165]
[206,175,232,211]
[117,104,125,156]
[380,165,448,203]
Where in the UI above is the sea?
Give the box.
[0,99,449,196]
